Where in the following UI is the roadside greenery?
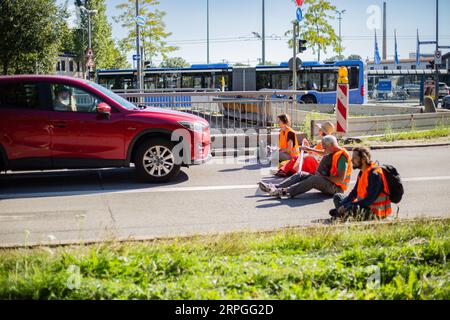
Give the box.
[1,219,448,299]
[366,124,450,143]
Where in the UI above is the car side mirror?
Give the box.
[97,102,111,119]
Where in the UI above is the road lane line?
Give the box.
[1,176,450,199]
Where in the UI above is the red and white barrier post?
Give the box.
[336,67,349,136]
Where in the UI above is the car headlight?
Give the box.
[178,121,208,133]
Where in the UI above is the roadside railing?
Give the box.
[118,91,309,129]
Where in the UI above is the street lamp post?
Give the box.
[207,0,210,64]
[79,6,97,80]
[262,0,265,65]
[335,9,346,59]
[435,0,439,106]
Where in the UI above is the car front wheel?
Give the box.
[134,138,181,183]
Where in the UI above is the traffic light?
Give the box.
[298,39,307,53]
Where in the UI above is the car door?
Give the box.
[0,81,52,170]
[47,82,125,168]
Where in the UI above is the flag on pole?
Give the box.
[374,30,381,65]
[394,29,399,65]
[416,29,421,66]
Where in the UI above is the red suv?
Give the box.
[0,75,211,182]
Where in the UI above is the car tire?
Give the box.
[134,138,181,183]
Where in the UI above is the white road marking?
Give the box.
[0,176,449,200]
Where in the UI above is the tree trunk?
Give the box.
[3,60,8,75]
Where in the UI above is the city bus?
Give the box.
[96,60,367,104]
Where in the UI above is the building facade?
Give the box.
[55,53,85,78]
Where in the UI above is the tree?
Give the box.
[159,57,189,68]
[257,61,278,66]
[324,55,345,63]
[0,0,65,74]
[74,0,129,70]
[348,54,363,61]
[286,0,340,62]
[115,0,177,65]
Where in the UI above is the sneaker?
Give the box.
[329,209,339,217]
[258,181,275,193]
[268,188,283,199]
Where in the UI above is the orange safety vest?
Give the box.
[329,149,352,192]
[356,163,392,218]
[279,127,300,156]
[308,141,324,159]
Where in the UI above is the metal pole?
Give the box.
[435,0,439,106]
[207,0,210,64]
[338,13,342,57]
[262,0,265,65]
[87,14,92,49]
[87,13,92,80]
[382,1,387,60]
[136,0,142,92]
[293,22,297,99]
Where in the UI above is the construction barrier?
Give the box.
[336,67,349,135]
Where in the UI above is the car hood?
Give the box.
[128,106,209,125]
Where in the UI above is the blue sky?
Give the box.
[63,0,450,66]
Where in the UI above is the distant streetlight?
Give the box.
[335,9,346,59]
[79,5,97,79]
[79,6,98,50]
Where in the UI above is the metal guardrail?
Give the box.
[311,112,450,137]
[118,91,309,129]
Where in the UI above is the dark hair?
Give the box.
[277,114,291,126]
[353,146,371,164]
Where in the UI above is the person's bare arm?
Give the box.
[323,167,346,184]
[300,146,325,156]
[280,140,294,154]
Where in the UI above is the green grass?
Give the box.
[0,219,449,300]
[365,124,450,143]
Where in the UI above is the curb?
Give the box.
[345,141,450,151]
[211,142,450,157]
[1,217,447,250]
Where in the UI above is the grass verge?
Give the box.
[364,125,450,143]
[0,219,449,300]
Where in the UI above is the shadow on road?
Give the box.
[249,192,331,209]
[0,168,189,200]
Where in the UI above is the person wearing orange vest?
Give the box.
[259,135,352,199]
[330,146,392,221]
[277,114,300,162]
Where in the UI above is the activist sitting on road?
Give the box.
[330,146,392,221]
[276,114,300,162]
[275,121,336,177]
[300,121,335,159]
[258,135,352,199]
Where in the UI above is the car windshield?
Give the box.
[87,81,139,110]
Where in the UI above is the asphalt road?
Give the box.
[1,146,450,247]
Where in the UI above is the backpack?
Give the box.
[375,165,404,204]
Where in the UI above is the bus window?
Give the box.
[193,76,202,88]
[214,74,230,90]
[256,72,272,90]
[204,74,213,89]
[166,73,181,89]
[349,67,359,89]
[322,72,338,92]
[182,75,193,88]
[300,71,320,91]
[144,75,157,90]
[271,72,290,90]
